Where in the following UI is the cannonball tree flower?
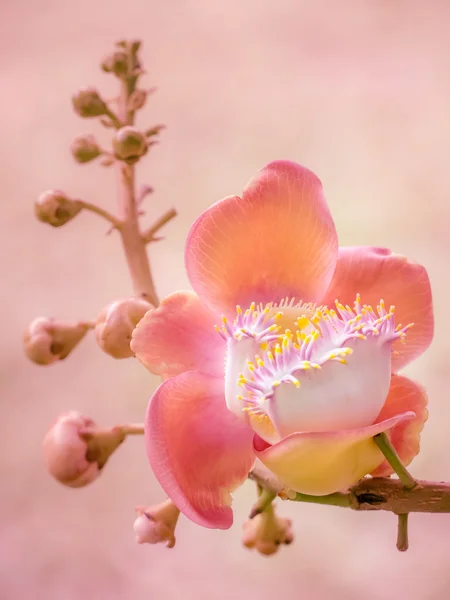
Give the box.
[131,161,433,530]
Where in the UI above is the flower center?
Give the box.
[218,294,412,443]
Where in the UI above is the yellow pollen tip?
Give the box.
[267,351,274,361]
[256,358,265,368]
[273,380,281,387]
[221,316,228,324]
[260,342,268,351]
[249,302,256,312]
[293,379,301,388]
[214,325,220,332]
[296,316,310,330]
[275,345,282,355]
[236,305,242,314]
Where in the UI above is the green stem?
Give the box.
[374,433,417,490]
[291,491,351,508]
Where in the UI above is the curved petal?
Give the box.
[185,160,338,315]
[321,246,433,371]
[255,412,415,495]
[371,374,428,477]
[131,291,225,378]
[145,371,255,529]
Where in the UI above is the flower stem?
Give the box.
[75,200,122,229]
[291,491,351,508]
[397,513,409,551]
[373,433,417,490]
[115,45,159,306]
[121,423,145,435]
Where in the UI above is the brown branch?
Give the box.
[293,478,450,514]
[249,471,450,514]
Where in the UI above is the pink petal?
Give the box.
[145,371,255,529]
[185,160,338,315]
[255,412,415,495]
[371,374,428,477]
[321,246,433,371]
[131,291,224,378]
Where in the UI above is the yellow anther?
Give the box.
[249,302,256,312]
[296,331,306,342]
[292,378,301,388]
[275,345,282,355]
[296,315,310,330]
[247,361,255,372]
[260,341,268,351]
[237,395,244,401]
[284,328,293,338]
[335,300,345,311]
[214,325,221,333]
[274,312,283,320]
[273,380,281,387]
[328,352,336,359]
[335,358,348,365]
[267,324,280,333]
[267,351,274,362]
[222,315,228,324]
[236,305,242,315]
[256,357,265,368]
[311,330,319,341]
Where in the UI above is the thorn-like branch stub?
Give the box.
[142,208,177,244]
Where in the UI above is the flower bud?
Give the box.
[134,500,180,548]
[24,318,91,365]
[113,126,148,163]
[35,190,82,227]
[128,89,147,111]
[95,298,152,359]
[242,506,293,556]
[101,50,128,76]
[72,87,108,118]
[43,412,125,488]
[70,133,101,163]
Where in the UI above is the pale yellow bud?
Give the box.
[242,506,293,556]
[24,317,91,365]
[95,298,152,359]
[113,126,148,163]
[35,190,82,227]
[70,133,101,163]
[72,87,108,118]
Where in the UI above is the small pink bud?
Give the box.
[113,126,148,163]
[72,87,108,118]
[35,190,82,227]
[242,506,293,556]
[24,317,91,365]
[43,412,126,488]
[128,89,147,111]
[95,298,152,359]
[70,133,101,163]
[134,500,180,548]
[101,50,128,76]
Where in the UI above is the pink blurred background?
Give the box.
[2,0,450,598]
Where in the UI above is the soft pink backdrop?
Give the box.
[2,1,450,598]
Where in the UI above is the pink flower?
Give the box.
[131,161,432,530]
